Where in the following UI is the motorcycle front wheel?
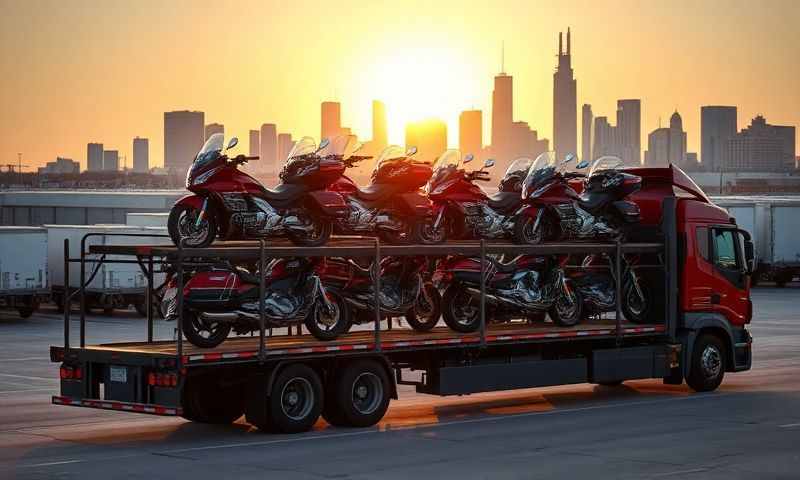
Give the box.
[304,291,351,341]
[513,214,552,245]
[182,310,231,348]
[549,281,583,327]
[413,217,447,245]
[168,204,217,248]
[622,279,651,324]
[288,216,332,247]
[442,284,481,333]
[405,283,442,331]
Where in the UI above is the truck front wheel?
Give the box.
[686,334,726,392]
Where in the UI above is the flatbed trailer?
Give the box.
[50,197,752,433]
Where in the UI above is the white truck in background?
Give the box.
[715,196,800,286]
[0,227,49,317]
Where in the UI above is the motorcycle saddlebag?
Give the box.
[611,200,641,223]
[307,191,349,217]
[397,192,432,217]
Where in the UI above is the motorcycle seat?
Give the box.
[256,183,308,203]
[577,192,610,214]
[355,183,394,202]
[487,191,520,211]
[233,266,260,285]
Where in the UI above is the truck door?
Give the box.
[709,227,749,326]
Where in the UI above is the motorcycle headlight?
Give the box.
[430,178,458,195]
[191,167,219,186]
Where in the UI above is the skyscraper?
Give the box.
[164,110,204,173]
[701,106,737,172]
[321,101,341,141]
[372,100,388,151]
[728,115,796,172]
[103,150,119,171]
[406,118,447,163]
[643,112,686,167]
[132,137,149,172]
[592,116,620,159]
[581,104,593,161]
[205,123,224,140]
[87,143,103,172]
[277,133,294,164]
[259,123,278,175]
[459,110,482,157]
[491,72,513,161]
[553,28,577,161]
[616,99,641,165]
[249,130,260,158]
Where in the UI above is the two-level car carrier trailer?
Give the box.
[51,189,754,434]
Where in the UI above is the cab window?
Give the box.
[713,229,740,271]
[695,226,709,260]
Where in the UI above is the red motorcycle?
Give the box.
[435,253,583,332]
[514,153,642,244]
[160,257,350,348]
[424,150,533,242]
[328,142,437,244]
[320,255,441,331]
[168,135,348,248]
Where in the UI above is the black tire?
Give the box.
[328,360,390,428]
[289,217,332,247]
[549,280,583,327]
[267,364,324,434]
[103,307,114,316]
[686,334,726,392]
[414,217,447,245]
[168,203,217,249]
[379,219,415,245]
[442,284,481,333]
[304,291,350,341]
[182,310,231,348]
[182,376,244,424]
[597,380,624,387]
[513,213,553,245]
[405,283,441,331]
[17,306,34,318]
[621,279,651,324]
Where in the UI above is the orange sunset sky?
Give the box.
[1,0,798,170]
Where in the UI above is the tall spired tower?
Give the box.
[553,28,577,161]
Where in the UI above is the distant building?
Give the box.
[205,123,224,141]
[406,118,447,163]
[132,137,149,173]
[510,122,548,161]
[372,100,388,152]
[616,99,641,165]
[592,116,620,159]
[491,71,513,161]
[87,143,103,172]
[249,130,260,158]
[259,123,278,175]
[701,106,737,172]
[103,150,119,171]
[683,152,700,171]
[164,110,205,174]
[644,111,687,167]
[581,104,593,161]
[728,115,796,172]
[553,28,577,161]
[321,101,341,141]
[38,157,79,175]
[459,110,482,157]
[277,133,294,164]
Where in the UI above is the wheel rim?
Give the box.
[314,297,340,332]
[420,219,445,244]
[177,208,210,246]
[626,284,647,317]
[352,372,383,415]
[701,345,722,379]
[524,218,543,243]
[301,217,325,242]
[450,290,478,327]
[190,314,225,340]
[280,377,314,421]
[555,288,579,321]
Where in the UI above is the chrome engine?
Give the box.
[462,202,513,238]
[226,194,311,236]
[341,198,404,232]
[466,269,560,311]
[346,274,422,316]
[554,202,617,239]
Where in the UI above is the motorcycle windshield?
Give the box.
[286,136,317,162]
[589,156,625,177]
[373,145,407,176]
[194,133,224,168]
[504,156,534,180]
[318,135,355,159]
[521,152,558,199]
[426,149,462,193]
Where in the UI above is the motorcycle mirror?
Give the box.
[351,142,364,153]
[406,146,418,157]
[484,159,496,169]
[317,138,331,153]
[464,154,474,164]
[563,153,576,164]
[576,160,590,169]
[226,137,239,150]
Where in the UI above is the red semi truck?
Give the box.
[51,166,753,433]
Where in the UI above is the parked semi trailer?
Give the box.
[0,227,49,318]
[47,224,170,315]
[51,169,754,433]
[714,196,800,286]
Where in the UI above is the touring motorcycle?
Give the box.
[168,134,348,248]
[161,258,350,348]
[514,153,642,244]
[320,255,442,331]
[424,150,535,242]
[328,141,436,244]
[435,254,583,332]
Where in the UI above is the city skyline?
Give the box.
[1,1,798,169]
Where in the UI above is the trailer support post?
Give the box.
[147,254,154,343]
[79,237,86,348]
[176,240,185,371]
[480,239,487,347]
[258,239,266,362]
[63,238,70,353]
[373,239,381,352]
[615,239,623,347]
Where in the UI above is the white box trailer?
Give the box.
[46,225,170,314]
[126,212,168,228]
[0,227,49,317]
[715,196,800,286]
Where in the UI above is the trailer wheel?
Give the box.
[182,376,244,424]
[103,307,114,316]
[686,334,726,392]
[17,306,34,318]
[329,360,390,428]
[405,283,441,332]
[266,364,324,433]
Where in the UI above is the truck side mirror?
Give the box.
[744,240,756,275]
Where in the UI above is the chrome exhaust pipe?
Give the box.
[198,312,239,323]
